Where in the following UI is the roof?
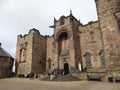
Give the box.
[0,47,13,58]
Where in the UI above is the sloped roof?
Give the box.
[0,47,13,58]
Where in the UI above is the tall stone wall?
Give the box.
[72,18,81,70]
[32,30,47,74]
[46,36,55,71]
[95,0,120,74]
[79,21,105,72]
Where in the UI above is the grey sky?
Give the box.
[0,0,98,58]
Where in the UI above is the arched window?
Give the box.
[99,51,105,65]
[84,52,91,66]
[20,48,26,62]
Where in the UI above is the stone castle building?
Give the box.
[16,0,120,78]
[0,43,14,78]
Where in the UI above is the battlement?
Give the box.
[80,21,99,27]
[17,28,47,39]
[50,13,81,31]
[54,14,80,24]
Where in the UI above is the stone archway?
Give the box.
[57,32,70,57]
[58,32,69,51]
[64,63,69,75]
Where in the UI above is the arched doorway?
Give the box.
[64,63,69,75]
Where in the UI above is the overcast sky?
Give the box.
[0,0,98,58]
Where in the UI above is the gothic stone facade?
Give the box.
[16,0,120,77]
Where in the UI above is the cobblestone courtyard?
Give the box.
[0,78,120,90]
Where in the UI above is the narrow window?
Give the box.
[48,59,51,69]
[60,16,64,25]
[99,51,105,65]
[84,52,91,66]
[115,12,120,29]
[90,32,95,42]
[39,60,42,64]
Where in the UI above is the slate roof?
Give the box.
[0,47,13,58]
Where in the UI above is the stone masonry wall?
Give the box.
[96,0,120,74]
[32,30,47,74]
[0,57,14,78]
[46,36,55,71]
[72,18,81,70]
[79,21,105,72]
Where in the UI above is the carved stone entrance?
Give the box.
[64,63,69,75]
[57,31,70,74]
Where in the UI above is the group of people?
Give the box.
[29,72,34,79]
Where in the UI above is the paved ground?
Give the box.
[0,78,120,90]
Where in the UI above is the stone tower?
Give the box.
[49,12,82,74]
[95,0,120,74]
[16,29,47,76]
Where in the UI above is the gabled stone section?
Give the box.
[0,43,14,78]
